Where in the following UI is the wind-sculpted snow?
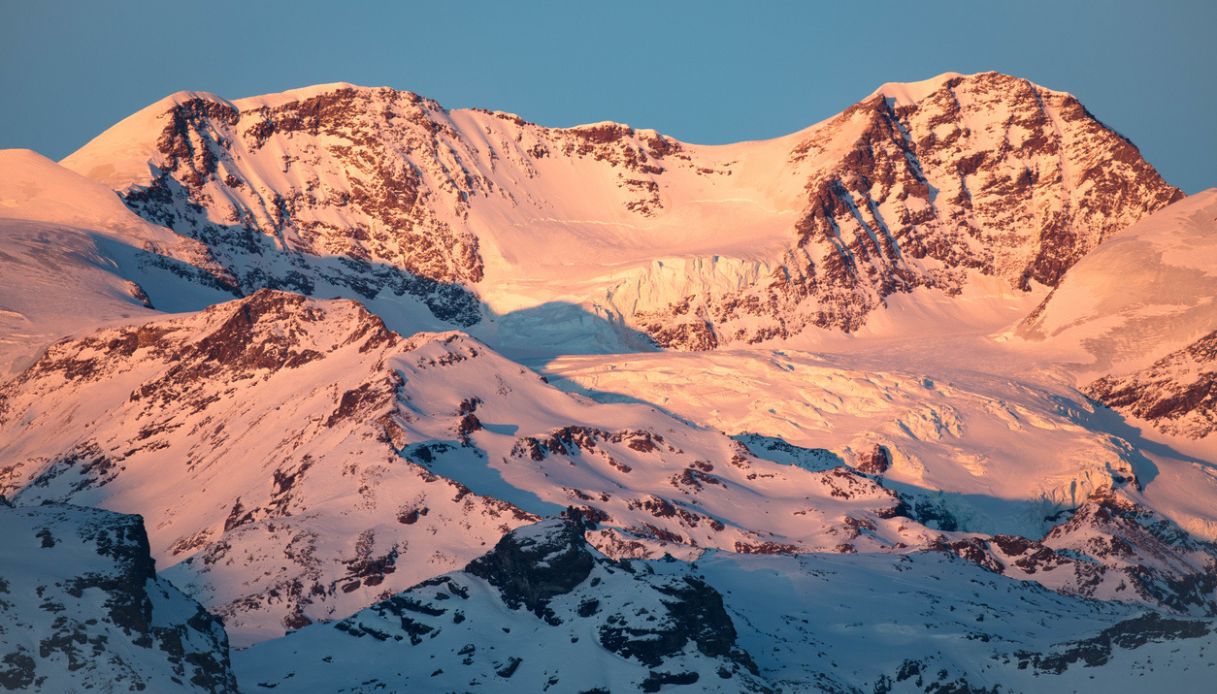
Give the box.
[0,500,236,692]
[60,72,1179,352]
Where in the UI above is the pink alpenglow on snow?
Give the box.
[2,62,1215,693]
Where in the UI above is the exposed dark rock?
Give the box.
[1016,613,1212,674]
[1086,329,1217,439]
[855,444,892,475]
[465,515,594,620]
[0,503,237,693]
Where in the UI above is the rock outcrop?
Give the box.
[0,501,236,693]
[1086,330,1217,438]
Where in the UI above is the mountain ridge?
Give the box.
[53,70,1181,353]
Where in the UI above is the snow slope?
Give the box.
[0,291,534,646]
[542,342,1217,586]
[0,149,232,375]
[0,291,932,645]
[1018,189,1217,376]
[236,515,1217,693]
[236,516,768,693]
[702,548,1217,692]
[545,348,1142,537]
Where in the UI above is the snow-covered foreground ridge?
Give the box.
[57,71,1179,351]
[235,513,1217,693]
[2,290,1217,692]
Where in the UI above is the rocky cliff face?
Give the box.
[62,73,1180,351]
[692,71,1181,343]
[0,500,236,693]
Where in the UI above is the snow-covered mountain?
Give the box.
[3,289,1214,656]
[236,515,769,693]
[1012,189,1217,440]
[59,72,1179,353]
[0,291,533,646]
[0,499,236,692]
[0,149,233,376]
[2,68,1216,692]
[545,347,1142,537]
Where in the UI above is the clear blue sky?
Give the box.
[2,0,1213,192]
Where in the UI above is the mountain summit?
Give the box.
[58,72,1180,352]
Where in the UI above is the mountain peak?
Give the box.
[230,81,421,111]
[868,70,969,106]
[866,71,1069,108]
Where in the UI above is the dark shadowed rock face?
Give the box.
[466,516,760,675]
[599,574,758,674]
[1016,613,1213,674]
[0,502,237,693]
[1085,330,1217,439]
[465,514,595,620]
